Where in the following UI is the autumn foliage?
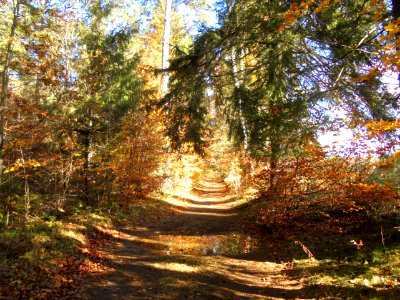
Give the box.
[110,111,164,201]
[0,0,399,298]
[254,139,399,230]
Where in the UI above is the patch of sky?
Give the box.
[382,71,400,95]
[314,98,358,154]
[177,0,219,36]
[317,96,399,157]
[301,37,399,155]
[304,37,331,57]
[102,0,141,34]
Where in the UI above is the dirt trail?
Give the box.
[80,177,306,299]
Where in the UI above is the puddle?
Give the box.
[159,233,260,256]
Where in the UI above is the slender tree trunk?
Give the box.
[267,96,282,194]
[268,140,280,194]
[161,0,173,190]
[231,48,254,177]
[393,0,400,20]
[19,147,30,226]
[392,0,400,84]
[81,110,93,206]
[60,155,73,208]
[231,49,250,153]
[227,0,253,176]
[0,1,21,174]
[161,0,172,95]
[83,135,90,205]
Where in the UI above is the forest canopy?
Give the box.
[162,0,399,157]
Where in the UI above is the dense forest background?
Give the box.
[0,0,399,298]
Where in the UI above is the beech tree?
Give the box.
[0,0,74,223]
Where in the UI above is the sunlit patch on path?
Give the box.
[163,176,249,216]
[80,175,306,299]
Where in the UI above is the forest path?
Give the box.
[80,176,305,299]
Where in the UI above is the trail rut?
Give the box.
[80,177,305,299]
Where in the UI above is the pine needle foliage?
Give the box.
[160,0,398,162]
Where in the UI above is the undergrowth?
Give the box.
[290,245,400,298]
[241,188,400,298]
[0,195,172,299]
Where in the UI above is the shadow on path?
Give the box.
[80,179,394,299]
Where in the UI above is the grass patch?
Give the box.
[287,242,400,298]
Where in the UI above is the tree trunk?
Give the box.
[391,0,400,85]
[393,0,400,20]
[231,49,250,152]
[227,0,253,176]
[161,0,172,95]
[0,1,21,174]
[161,0,173,190]
[268,140,280,194]
[19,148,30,226]
[83,133,91,205]
[81,112,93,206]
[231,48,254,178]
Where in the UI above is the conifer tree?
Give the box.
[160,0,398,189]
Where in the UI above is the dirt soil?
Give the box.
[79,178,396,299]
[78,176,319,300]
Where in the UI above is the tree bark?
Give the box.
[0,1,21,173]
[392,0,400,84]
[161,0,173,190]
[268,139,280,194]
[161,0,172,95]
[393,0,400,20]
[231,49,250,154]
[231,47,254,177]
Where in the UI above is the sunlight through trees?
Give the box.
[0,0,399,298]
